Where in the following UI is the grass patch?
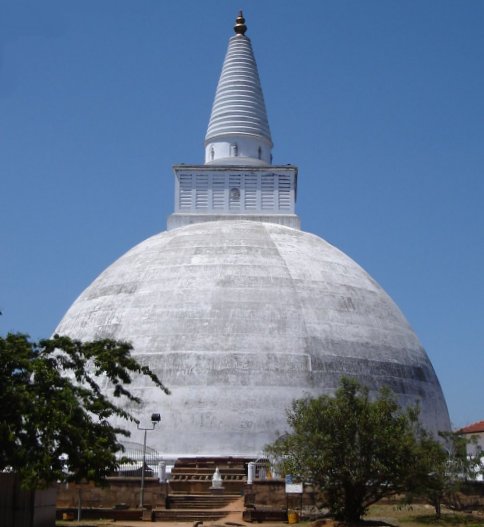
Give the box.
[366,503,484,527]
[408,514,484,526]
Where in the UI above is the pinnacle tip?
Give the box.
[234,11,247,35]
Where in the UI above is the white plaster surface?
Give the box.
[55,221,450,455]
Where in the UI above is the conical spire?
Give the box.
[205,12,273,166]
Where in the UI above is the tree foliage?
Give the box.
[410,431,483,518]
[0,333,169,488]
[266,377,424,522]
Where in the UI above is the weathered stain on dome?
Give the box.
[56,220,450,456]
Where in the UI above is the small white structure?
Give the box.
[247,462,256,484]
[211,467,224,489]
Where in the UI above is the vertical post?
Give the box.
[247,462,256,484]
[77,487,82,521]
[137,413,160,509]
[158,461,166,483]
[140,428,148,509]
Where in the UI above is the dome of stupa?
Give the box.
[55,220,450,456]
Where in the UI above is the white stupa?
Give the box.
[55,12,450,457]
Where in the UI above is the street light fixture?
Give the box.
[137,413,161,509]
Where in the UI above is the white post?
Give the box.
[247,462,256,484]
[158,461,166,483]
[140,428,147,508]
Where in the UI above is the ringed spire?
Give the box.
[205,12,273,166]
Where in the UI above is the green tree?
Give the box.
[0,333,169,488]
[411,431,483,518]
[266,377,423,523]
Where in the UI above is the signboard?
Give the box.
[285,483,303,494]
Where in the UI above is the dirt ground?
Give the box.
[114,517,253,527]
[58,496,254,527]
[58,511,263,527]
[107,509,252,527]
[57,501,484,527]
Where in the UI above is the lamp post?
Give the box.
[137,413,161,509]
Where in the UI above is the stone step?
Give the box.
[168,457,250,495]
[168,479,246,494]
[153,509,229,522]
[167,502,237,509]
[168,503,232,510]
[167,493,240,510]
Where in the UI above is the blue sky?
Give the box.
[1,1,483,429]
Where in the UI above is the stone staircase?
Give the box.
[167,494,240,509]
[168,456,250,494]
[152,457,251,522]
[154,494,242,522]
[154,510,230,522]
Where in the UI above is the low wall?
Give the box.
[244,480,321,509]
[0,473,57,527]
[56,477,168,510]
